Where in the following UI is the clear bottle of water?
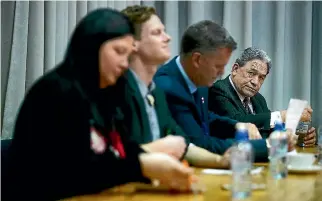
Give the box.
[231,123,254,200]
[269,120,288,179]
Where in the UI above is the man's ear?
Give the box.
[191,52,202,69]
[132,40,140,52]
[231,63,239,76]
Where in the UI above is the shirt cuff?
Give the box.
[270,111,282,128]
[188,143,195,148]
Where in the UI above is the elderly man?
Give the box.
[209,47,315,146]
[154,21,296,162]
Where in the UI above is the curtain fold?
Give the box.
[311,1,322,127]
[1,1,321,138]
[26,1,44,89]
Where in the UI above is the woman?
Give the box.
[2,8,193,201]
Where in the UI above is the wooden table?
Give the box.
[67,146,322,201]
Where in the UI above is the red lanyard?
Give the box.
[108,130,126,159]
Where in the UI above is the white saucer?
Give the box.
[288,165,322,173]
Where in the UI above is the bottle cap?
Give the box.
[235,123,249,141]
[274,120,284,131]
[235,130,249,141]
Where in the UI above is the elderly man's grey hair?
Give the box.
[235,47,272,74]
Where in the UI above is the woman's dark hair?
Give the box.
[60,8,135,94]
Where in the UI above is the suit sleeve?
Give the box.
[164,95,234,155]
[208,111,238,139]
[209,90,271,130]
[155,89,190,158]
[164,95,268,161]
[165,105,191,145]
[3,80,148,200]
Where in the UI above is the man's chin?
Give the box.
[157,54,171,64]
[207,82,214,87]
[244,91,257,97]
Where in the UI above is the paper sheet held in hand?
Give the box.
[285,99,308,135]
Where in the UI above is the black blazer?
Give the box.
[2,69,148,201]
[209,75,272,136]
[121,70,190,148]
[154,57,268,162]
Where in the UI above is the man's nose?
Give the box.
[250,76,259,86]
[164,33,171,42]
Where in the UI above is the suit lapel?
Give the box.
[250,96,263,114]
[166,57,203,124]
[224,76,248,114]
[125,71,153,141]
[165,57,196,104]
[191,89,202,118]
[151,89,167,138]
[197,87,208,122]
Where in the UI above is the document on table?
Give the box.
[202,166,264,175]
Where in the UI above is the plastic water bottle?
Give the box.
[231,123,254,200]
[269,120,288,179]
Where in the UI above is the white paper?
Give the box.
[202,166,264,175]
[285,99,308,135]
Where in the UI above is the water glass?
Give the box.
[295,121,312,147]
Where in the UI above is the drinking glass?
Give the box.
[295,121,312,147]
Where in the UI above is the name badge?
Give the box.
[90,127,107,154]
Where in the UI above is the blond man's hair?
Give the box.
[121,5,156,39]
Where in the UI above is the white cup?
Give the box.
[287,153,315,168]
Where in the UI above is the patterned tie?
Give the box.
[146,83,156,107]
[243,97,253,114]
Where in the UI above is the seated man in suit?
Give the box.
[209,47,316,146]
[154,20,296,162]
[120,5,230,168]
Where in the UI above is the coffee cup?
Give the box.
[287,153,315,168]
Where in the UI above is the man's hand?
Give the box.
[300,106,313,122]
[245,123,262,140]
[266,129,296,153]
[280,110,287,122]
[139,153,195,191]
[219,148,231,168]
[141,135,187,159]
[281,106,313,123]
[304,127,316,147]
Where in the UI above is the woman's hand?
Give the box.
[141,135,187,159]
[139,153,196,191]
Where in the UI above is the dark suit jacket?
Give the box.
[154,56,268,162]
[209,75,272,137]
[121,70,190,149]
